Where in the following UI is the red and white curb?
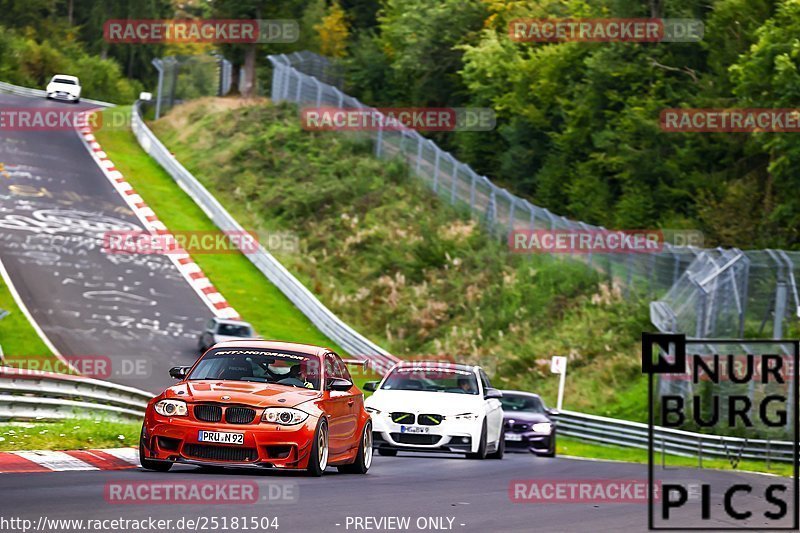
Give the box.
[76,117,239,320]
[0,448,138,473]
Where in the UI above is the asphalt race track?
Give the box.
[0,92,213,391]
[1,453,794,532]
[0,93,795,533]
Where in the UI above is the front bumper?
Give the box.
[47,91,79,101]
[505,430,555,454]
[142,414,319,469]
[370,413,481,454]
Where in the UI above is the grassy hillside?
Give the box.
[148,98,650,420]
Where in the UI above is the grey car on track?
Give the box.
[197,317,257,353]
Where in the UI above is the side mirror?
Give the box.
[328,377,353,392]
[362,381,379,392]
[484,388,503,400]
[546,408,559,416]
[169,366,190,379]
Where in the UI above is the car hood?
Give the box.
[503,411,551,424]
[213,334,253,343]
[48,82,79,92]
[365,389,483,415]
[164,381,322,409]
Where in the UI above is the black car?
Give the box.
[499,391,557,456]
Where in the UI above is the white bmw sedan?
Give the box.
[363,362,504,459]
[46,74,81,103]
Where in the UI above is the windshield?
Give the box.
[52,78,76,85]
[381,366,479,394]
[188,348,320,389]
[500,394,546,414]
[216,323,252,337]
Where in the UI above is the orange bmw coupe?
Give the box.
[139,340,372,476]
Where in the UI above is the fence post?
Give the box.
[151,58,164,120]
[375,116,384,158]
[469,174,477,211]
[485,188,496,226]
[432,146,441,193]
[415,135,424,175]
[450,159,459,205]
[698,437,702,468]
[313,77,323,107]
[294,70,303,101]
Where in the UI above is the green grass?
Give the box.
[0,264,56,366]
[93,106,342,352]
[0,420,141,451]
[145,97,651,421]
[558,436,793,478]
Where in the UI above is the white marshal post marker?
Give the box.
[550,356,567,411]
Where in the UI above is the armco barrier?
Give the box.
[0,80,114,107]
[556,409,794,465]
[130,101,400,374]
[0,367,151,421]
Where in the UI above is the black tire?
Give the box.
[306,419,329,477]
[466,421,488,459]
[377,448,397,457]
[487,425,505,459]
[542,434,557,457]
[337,421,372,474]
[139,426,172,472]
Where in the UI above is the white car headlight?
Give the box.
[154,399,187,416]
[532,422,553,434]
[262,407,309,426]
[452,413,480,421]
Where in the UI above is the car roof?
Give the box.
[500,390,543,399]
[52,75,79,81]
[213,318,253,327]
[210,339,330,357]
[392,361,477,372]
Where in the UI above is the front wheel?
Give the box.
[306,419,329,477]
[487,425,504,459]
[337,421,372,474]
[466,421,487,459]
[541,434,556,458]
[139,426,172,472]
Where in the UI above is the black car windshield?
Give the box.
[216,323,252,337]
[381,366,479,394]
[500,394,546,413]
[53,78,76,85]
[188,348,320,389]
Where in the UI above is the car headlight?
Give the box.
[532,422,553,434]
[154,399,187,416]
[365,406,382,414]
[452,413,480,421]
[262,407,309,426]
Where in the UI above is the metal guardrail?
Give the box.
[557,410,794,465]
[0,367,151,421]
[0,80,114,107]
[130,101,400,374]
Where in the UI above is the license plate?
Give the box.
[400,425,429,434]
[505,433,523,441]
[198,430,244,445]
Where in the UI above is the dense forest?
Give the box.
[2,0,798,249]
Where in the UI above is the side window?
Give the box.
[333,354,352,381]
[324,354,337,388]
[479,369,492,391]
